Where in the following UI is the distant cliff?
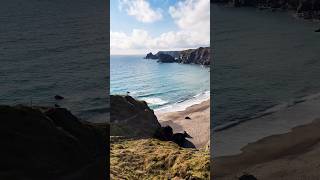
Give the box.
[145,47,211,65]
[212,0,320,20]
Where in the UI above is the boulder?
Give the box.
[110,95,161,138]
[154,126,173,141]
[54,95,64,100]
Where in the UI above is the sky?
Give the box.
[110,0,210,55]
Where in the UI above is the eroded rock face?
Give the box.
[0,105,107,180]
[157,53,176,63]
[145,47,211,65]
[110,95,161,138]
[145,52,158,59]
[178,47,211,65]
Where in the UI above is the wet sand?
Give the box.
[213,94,320,179]
[214,119,320,180]
[155,99,210,149]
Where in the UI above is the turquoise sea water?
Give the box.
[111,55,210,112]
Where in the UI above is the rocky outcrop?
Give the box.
[178,47,210,65]
[110,95,161,138]
[145,47,211,65]
[156,51,181,59]
[145,52,158,59]
[212,0,320,20]
[157,53,176,63]
[0,105,107,180]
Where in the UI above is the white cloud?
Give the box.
[112,0,210,54]
[119,0,162,23]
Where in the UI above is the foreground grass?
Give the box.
[110,137,210,180]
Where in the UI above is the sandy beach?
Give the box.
[214,119,320,180]
[155,99,210,149]
[213,94,320,179]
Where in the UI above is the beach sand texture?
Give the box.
[156,100,210,149]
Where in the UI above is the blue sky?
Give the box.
[110,0,210,55]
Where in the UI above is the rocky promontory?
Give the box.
[110,95,161,138]
[110,95,210,179]
[0,105,107,180]
[145,47,211,65]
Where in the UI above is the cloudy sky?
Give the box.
[110,0,210,55]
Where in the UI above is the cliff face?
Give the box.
[110,95,161,138]
[178,47,210,65]
[145,47,211,65]
[156,51,181,59]
[212,0,320,19]
[0,105,107,180]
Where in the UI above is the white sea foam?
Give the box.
[140,97,169,106]
[154,91,210,114]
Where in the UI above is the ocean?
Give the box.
[0,0,108,123]
[110,55,210,113]
[213,4,320,130]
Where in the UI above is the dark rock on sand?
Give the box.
[172,131,193,147]
[239,174,258,180]
[185,116,191,120]
[110,95,161,138]
[154,126,195,148]
[157,53,176,63]
[0,105,107,180]
[54,95,64,100]
[154,126,173,141]
[145,52,158,59]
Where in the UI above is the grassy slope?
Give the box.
[110,137,210,180]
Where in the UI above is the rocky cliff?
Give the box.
[0,105,107,180]
[212,0,320,20]
[110,95,161,138]
[145,47,211,65]
[178,47,210,65]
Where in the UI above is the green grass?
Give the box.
[110,137,210,180]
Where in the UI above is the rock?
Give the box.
[54,95,64,100]
[0,105,107,180]
[145,47,211,65]
[185,116,191,120]
[156,51,181,59]
[172,131,193,147]
[110,95,161,138]
[315,28,320,32]
[54,104,60,107]
[157,54,176,63]
[178,47,210,65]
[154,126,173,141]
[239,174,258,180]
[145,52,158,59]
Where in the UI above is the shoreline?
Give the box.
[154,90,210,115]
[214,92,320,157]
[213,93,320,178]
[214,119,320,179]
[155,98,210,149]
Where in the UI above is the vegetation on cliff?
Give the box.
[110,137,210,180]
